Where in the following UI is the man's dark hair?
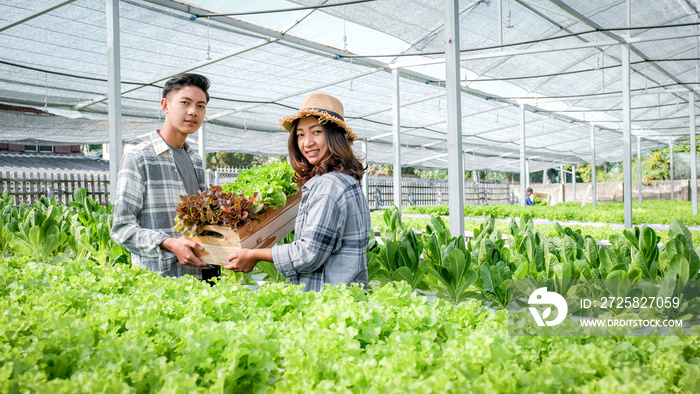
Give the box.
[526,187,533,193]
[162,73,210,103]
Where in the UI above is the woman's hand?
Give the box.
[224,248,259,273]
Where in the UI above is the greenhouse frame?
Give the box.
[5,1,700,392]
[2,0,700,230]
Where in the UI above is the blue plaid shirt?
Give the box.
[272,172,371,292]
[111,130,214,279]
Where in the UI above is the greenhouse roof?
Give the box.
[1,0,700,172]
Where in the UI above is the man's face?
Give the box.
[161,85,207,135]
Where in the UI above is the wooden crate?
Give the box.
[188,193,302,265]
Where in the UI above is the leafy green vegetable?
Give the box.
[370,206,432,291]
[222,161,297,215]
[2,259,697,392]
[7,201,69,263]
[402,199,700,225]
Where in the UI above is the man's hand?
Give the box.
[224,249,259,273]
[161,237,209,268]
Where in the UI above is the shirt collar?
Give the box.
[151,129,192,156]
[302,174,320,191]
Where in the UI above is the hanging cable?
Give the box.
[44,72,48,112]
[343,4,355,91]
[243,103,247,131]
[644,72,648,92]
[535,101,685,113]
[343,4,348,52]
[190,0,376,19]
[0,59,307,108]
[461,57,469,88]
[338,21,700,59]
[425,58,700,84]
[506,0,513,29]
[601,47,606,94]
[467,82,700,101]
[349,58,355,91]
[206,17,212,61]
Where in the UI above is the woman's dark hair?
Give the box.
[163,73,210,103]
[288,117,366,187]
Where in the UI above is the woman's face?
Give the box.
[296,116,328,165]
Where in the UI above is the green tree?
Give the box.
[413,169,449,180]
[483,171,510,183]
[206,152,285,170]
[577,164,591,183]
[366,165,469,180]
[641,147,670,182]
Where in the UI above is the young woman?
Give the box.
[224,93,371,291]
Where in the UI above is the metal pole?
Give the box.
[498,0,503,51]
[463,151,467,206]
[392,68,402,211]
[695,13,699,211]
[525,159,530,189]
[463,151,468,182]
[621,0,632,228]
[361,139,369,202]
[445,0,464,237]
[691,92,698,215]
[519,104,526,207]
[590,125,597,207]
[637,136,643,205]
[106,0,122,204]
[622,43,633,228]
[670,142,674,200]
[572,164,576,203]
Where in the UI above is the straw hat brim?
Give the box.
[280,109,357,143]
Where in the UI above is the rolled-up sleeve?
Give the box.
[111,153,170,258]
[273,193,345,277]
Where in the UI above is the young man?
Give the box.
[525,187,536,206]
[111,73,220,281]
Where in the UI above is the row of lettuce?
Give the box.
[404,199,700,225]
[2,189,700,320]
[0,189,128,266]
[366,207,700,321]
[373,212,700,246]
[0,161,298,266]
[2,258,700,392]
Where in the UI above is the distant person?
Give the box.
[525,187,535,206]
[111,73,220,282]
[225,93,371,292]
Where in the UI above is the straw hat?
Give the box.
[280,93,356,143]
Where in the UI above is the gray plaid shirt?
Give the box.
[111,130,209,279]
[272,172,371,292]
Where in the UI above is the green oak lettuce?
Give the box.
[222,161,297,215]
[1,259,699,392]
